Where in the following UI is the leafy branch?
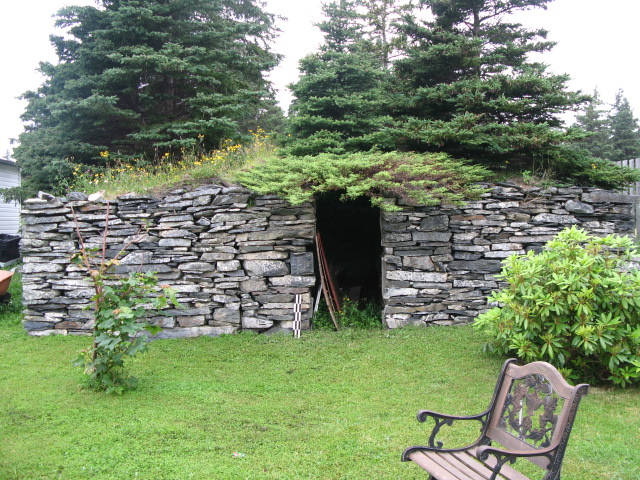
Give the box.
[71,202,179,394]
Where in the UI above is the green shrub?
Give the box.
[474,226,640,387]
[73,271,178,394]
[562,149,640,190]
[235,151,489,211]
[71,204,179,394]
[313,298,382,330]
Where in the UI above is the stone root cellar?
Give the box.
[20,183,635,336]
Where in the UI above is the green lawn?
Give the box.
[1,276,638,479]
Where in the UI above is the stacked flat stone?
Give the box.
[21,185,315,337]
[21,182,636,336]
[381,184,637,328]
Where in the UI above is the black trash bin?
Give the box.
[0,234,20,262]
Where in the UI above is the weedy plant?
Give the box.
[314,297,382,330]
[68,129,276,198]
[71,203,179,394]
[474,226,640,387]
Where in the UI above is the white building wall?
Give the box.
[0,163,21,234]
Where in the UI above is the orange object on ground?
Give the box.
[0,270,15,296]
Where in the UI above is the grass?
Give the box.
[70,130,277,199]
[1,277,639,479]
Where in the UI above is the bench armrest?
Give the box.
[416,409,490,423]
[402,408,491,460]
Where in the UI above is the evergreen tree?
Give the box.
[285,0,395,156]
[286,0,637,188]
[358,0,415,69]
[317,0,363,53]
[15,0,280,196]
[573,89,613,161]
[386,0,589,177]
[609,90,640,163]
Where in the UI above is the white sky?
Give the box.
[1,0,640,158]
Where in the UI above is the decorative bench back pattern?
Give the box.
[486,361,588,470]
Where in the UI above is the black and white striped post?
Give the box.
[293,294,302,338]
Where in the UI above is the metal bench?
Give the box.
[402,359,589,480]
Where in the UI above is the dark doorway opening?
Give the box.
[315,192,382,307]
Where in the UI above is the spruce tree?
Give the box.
[573,89,613,161]
[358,0,414,69]
[387,0,589,176]
[285,0,401,156]
[609,90,640,163]
[15,0,280,196]
[286,0,637,188]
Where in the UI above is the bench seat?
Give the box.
[407,449,530,480]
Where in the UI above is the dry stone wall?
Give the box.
[381,184,637,328]
[21,184,315,337]
[20,182,637,336]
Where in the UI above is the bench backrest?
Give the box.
[485,360,589,473]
